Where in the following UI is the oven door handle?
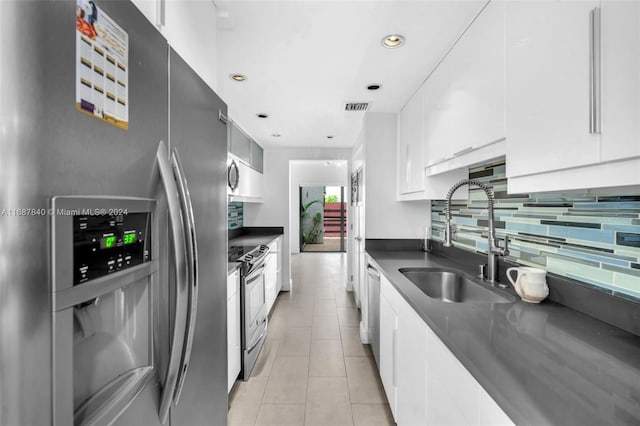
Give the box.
[245,263,266,285]
[154,141,189,425]
[171,148,199,406]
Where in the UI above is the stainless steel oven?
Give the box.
[230,244,270,380]
[242,258,267,379]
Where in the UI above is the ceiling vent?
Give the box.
[344,102,369,112]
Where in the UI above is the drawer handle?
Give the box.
[453,146,474,156]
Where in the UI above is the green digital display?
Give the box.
[124,232,136,245]
[103,235,116,249]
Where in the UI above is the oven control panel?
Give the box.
[73,212,151,285]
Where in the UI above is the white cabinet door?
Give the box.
[396,300,428,425]
[265,253,277,314]
[131,0,160,27]
[398,87,425,196]
[376,272,514,425]
[379,283,398,420]
[276,237,282,293]
[227,270,240,392]
[600,1,640,162]
[267,237,282,293]
[424,1,505,168]
[234,160,263,203]
[425,325,480,425]
[506,1,600,180]
[423,320,514,426]
[162,0,217,90]
[479,390,515,426]
[132,0,217,91]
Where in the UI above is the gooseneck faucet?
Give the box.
[443,179,509,283]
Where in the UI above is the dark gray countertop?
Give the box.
[228,262,240,275]
[228,233,281,248]
[367,248,640,426]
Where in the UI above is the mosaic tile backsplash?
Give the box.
[228,202,243,230]
[431,160,640,300]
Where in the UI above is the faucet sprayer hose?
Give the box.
[444,179,495,221]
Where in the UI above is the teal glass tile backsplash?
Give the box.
[228,202,243,230]
[431,160,640,300]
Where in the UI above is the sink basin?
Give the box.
[399,267,512,304]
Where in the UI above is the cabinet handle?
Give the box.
[427,157,446,167]
[156,0,165,27]
[589,7,601,135]
[392,327,398,387]
[405,144,411,187]
[218,110,228,124]
[453,146,474,156]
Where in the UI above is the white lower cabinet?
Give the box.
[265,252,277,313]
[265,236,281,314]
[397,301,428,425]
[227,269,240,392]
[379,273,513,425]
[425,325,483,425]
[379,286,398,420]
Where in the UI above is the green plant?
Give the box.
[301,199,322,219]
[324,194,338,203]
[301,199,323,246]
[306,212,323,243]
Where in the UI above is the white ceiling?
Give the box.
[216,1,487,149]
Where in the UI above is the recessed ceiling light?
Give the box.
[367,84,381,91]
[382,34,405,49]
[272,133,281,138]
[257,113,269,118]
[230,73,247,82]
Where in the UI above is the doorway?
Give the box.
[300,186,347,252]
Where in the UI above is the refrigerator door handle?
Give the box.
[171,148,199,405]
[155,141,189,424]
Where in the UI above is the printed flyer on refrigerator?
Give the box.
[75,0,129,130]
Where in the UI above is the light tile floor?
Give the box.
[228,253,395,426]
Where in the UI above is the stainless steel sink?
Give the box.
[399,267,513,304]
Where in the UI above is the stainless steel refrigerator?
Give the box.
[0,1,228,425]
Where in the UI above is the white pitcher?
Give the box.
[506,267,549,303]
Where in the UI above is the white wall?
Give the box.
[348,129,365,298]
[290,160,349,255]
[364,112,430,238]
[243,148,352,291]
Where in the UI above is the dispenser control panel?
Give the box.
[73,212,151,284]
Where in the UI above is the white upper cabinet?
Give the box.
[600,1,640,162]
[506,1,600,179]
[423,0,505,173]
[506,0,640,193]
[396,1,504,200]
[234,159,263,202]
[397,86,425,196]
[131,0,160,27]
[131,0,218,91]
